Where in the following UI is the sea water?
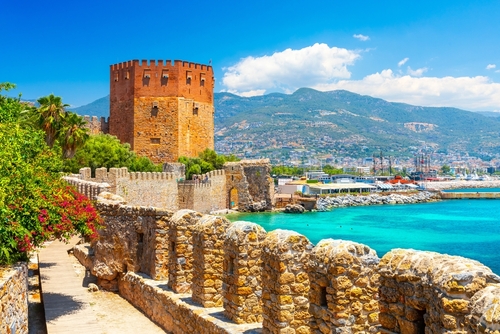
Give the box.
[227,199,500,274]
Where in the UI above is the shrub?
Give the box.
[0,124,102,264]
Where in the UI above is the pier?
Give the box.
[439,191,500,199]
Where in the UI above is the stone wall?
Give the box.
[83,115,109,135]
[63,175,110,200]
[92,196,173,289]
[75,200,500,334]
[117,272,262,334]
[378,248,500,333]
[79,167,180,210]
[178,170,227,213]
[309,239,380,333]
[0,262,28,334]
[223,222,267,324]
[261,230,313,334]
[192,215,231,307]
[224,159,274,212]
[167,210,203,293]
[69,162,273,214]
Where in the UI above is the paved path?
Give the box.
[38,237,165,333]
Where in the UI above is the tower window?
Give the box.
[151,138,160,144]
[200,73,206,87]
[161,70,169,86]
[186,71,192,85]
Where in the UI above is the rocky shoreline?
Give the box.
[316,191,440,211]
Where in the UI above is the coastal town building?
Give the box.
[109,59,214,163]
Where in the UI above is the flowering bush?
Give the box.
[0,124,102,264]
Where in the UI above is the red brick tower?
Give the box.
[109,59,214,163]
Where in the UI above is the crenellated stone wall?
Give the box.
[80,167,180,210]
[378,248,500,333]
[223,221,267,324]
[192,215,231,307]
[63,175,110,200]
[167,209,203,293]
[72,200,500,334]
[65,159,274,214]
[0,262,28,334]
[92,194,173,289]
[261,229,313,334]
[178,170,227,213]
[309,239,380,333]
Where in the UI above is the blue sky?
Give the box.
[2,0,500,111]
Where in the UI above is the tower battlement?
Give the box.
[111,59,212,72]
[110,59,214,102]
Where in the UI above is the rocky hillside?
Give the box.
[73,88,500,158]
[214,88,500,157]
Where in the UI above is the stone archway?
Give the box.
[229,188,238,209]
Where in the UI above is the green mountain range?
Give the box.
[72,96,109,118]
[73,88,500,158]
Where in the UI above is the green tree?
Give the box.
[63,134,161,174]
[322,164,343,175]
[178,149,240,180]
[441,164,451,174]
[271,165,304,176]
[60,111,90,159]
[34,94,69,147]
[0,82,29,123]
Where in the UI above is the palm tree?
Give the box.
[60,112,89,159]
[35,94,68,147]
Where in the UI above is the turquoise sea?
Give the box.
[227,199,500,274]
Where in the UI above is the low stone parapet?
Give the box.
[223,221,267,324]
[167,209,204,293]
[378,249,500,333]
[261,229,313,334]
[309,239,380,333]
[82,200,500,334]
[118,272,262,334]
[192,215,231,307]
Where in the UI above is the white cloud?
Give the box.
[312,70,500,111]
[221,43,361,96]
[223,89,266,97]
[407,66,428,77]
[398,57,409,67]
[221,44,500,111]
[353,34,370,41]
[486,64,496,70]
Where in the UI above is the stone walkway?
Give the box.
[38,237,165,334]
